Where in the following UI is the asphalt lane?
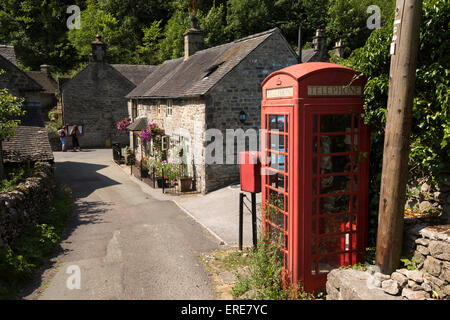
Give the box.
[25,149,219,300]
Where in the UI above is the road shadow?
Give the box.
[17,161,118,299]
[54,161,120,199]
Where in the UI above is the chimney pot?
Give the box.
[40,64,51,75]
[313,29,326,53]
[333,40,345,58]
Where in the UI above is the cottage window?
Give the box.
[167,100,173,116]
[132,100,137,119]
[157,100,161,115]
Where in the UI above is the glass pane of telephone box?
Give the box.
[320,115,352,133]
[317,175,352,195]
[320,135,352,154]
[319,195,350,214]
[318,215,351,235]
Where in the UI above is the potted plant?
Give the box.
[176,147,193,192]
[140,156,149,178]
[124,146,135,165]
[154,160,173,188]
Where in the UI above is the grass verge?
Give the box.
[201,238,323,300]
[0,185,73,299]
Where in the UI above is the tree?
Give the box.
[199,2,228,47]
[0,81,25,178]
[337,0,449,245]
[137,20,164,65]
[67,1,138,65]
[225,0,275,40]
[0,0,85,72]
[158,1,191,61]
[327,0,396,54]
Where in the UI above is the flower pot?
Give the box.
[156,178,168,189]
[125,153,135,165]
[177,177,193,192]
[141,169,149,178]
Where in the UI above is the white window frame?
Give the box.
[166,99,173,117]
[155,100,159,115]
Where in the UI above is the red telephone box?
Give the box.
[260,62,370,292]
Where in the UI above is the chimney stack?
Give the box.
[184,13,204,61]
[313,29,326,54]
[40,64,51,75]
[333,40,345,58]
[90,34,107,63]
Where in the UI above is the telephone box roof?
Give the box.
[261,62,358,86]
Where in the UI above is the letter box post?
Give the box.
[238,151,261,250]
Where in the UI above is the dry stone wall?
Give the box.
[327,224,450,300]
[0,162,55,246]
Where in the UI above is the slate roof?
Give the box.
[300,48,329,63]
[0,45,18,66]
[127,117,148,131]
[26,71,57,94]
[2,106,54,163]
[127,28,290,99]
[0,55,42,93]
[301,49,316,63]
[111,64,157,86]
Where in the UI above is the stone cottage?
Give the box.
[0,45,42,107]
[0,45,53,165]
[61,36,156,148]
[126,26,325,193]
[26,64,58,120]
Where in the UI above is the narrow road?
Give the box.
[23,149,219,300]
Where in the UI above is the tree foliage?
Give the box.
[0,75,25,179]
[326,0,396,54]
[0,86,24,142]
[1,0,347,71]
[0,0,85,71]
[336,0,449,244]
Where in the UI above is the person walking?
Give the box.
[57,125,68,152]
[70,125,81,151]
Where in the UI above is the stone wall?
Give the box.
[326,224,450,300]
[62,62,135,148]
[204,31,298,192]
[0,162,56,246]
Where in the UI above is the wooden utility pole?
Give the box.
[376,0,422,274]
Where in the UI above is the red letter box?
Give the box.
[239,151,261,193]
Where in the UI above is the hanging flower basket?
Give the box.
[139,123,164,142]
[116,119,131,132]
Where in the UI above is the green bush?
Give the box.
[45,121,61,140]
[0,186,73,299]
[335,0,449,245]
